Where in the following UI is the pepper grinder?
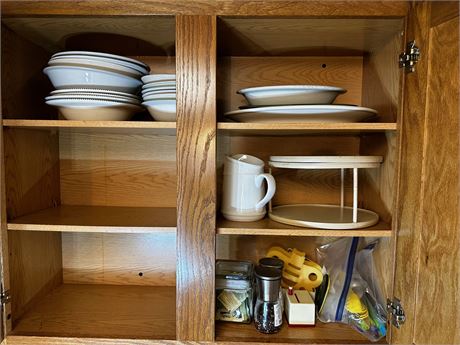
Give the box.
[254,265,283,333]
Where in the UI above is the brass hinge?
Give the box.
[0,290,11,305]
[387,297,405,328]
[399,40,420,73]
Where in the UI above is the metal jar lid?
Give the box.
[254,265,282,281]
[258,257,284,271]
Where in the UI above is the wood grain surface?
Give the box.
[2,17,175,55]
[62,233,176,286]
[11,284,176,340]
[8,231,62,326]
[217,56,362,117]
[391,3,431,344]
[175,15,216,341]
[59,131,176,208]
[216,319,373,344]
[217,216,391,237]
[217,122,397,136]
[7,205,176,233]
[218,18,404,56]
[413,12,459,345]
[1,1,408,17]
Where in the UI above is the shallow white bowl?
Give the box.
[142,74,176,83]
[46,98,143,121]
[44,66,142,93]
[238,85,346,106]
[141,87,176,95]
[142,99,176,121]
[143,92,176,101]
[49,57,144,78]
[142,81,176,90]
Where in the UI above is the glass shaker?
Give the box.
[254,265,283,333]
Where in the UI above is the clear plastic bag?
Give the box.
[316,238,387,342]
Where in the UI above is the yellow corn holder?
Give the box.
[266,246,323,291]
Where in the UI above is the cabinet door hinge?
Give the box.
[387,297,405,328]
[399,40,420,73]
[0,290,11,305]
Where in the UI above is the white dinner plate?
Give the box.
[44,66,142,93]
[51,51,149,71]
[142,74,176,83]
[141,88,176,96]
[238,85,346,106]
[50,88,140,101]
[143,94,176,101]
[269,204,379,230]
[142,99,176,121]
[46,94,141,105]
[49,57,144,78]
[224,105,377,123]
[45,98,143,121]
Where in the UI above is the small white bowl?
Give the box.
[142,99,176,121]
[141,74,176,83]
[44,66,142,93]
[142,92,176,101]
[142,81,176,90]
[46,98,143,121]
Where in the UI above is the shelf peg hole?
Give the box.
[321,63,327,68]
[138,272,144,277]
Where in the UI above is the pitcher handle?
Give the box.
[254,173,276,209]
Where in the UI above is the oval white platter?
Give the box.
[49,57,144,78]
[224,105,377,123]
[52,51,149,71]
[238,85,346,106]
[269,204,379,230]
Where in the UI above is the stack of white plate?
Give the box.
[43,51,148,121]
[225,85,378,123]
[141,74,176,121]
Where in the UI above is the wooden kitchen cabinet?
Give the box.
[0,1,458,345]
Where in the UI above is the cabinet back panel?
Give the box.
[217,56,362,118]
[59,131,176,207]
[9,231,62,326]
[5,128,60,219]
[62,232,176,286]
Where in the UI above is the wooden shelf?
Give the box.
[216,319,382,344]
[218,122,397,135]
[3,119,176,135]
[8,205,177,233]
[217,216,392,237]
[11,284,176,340]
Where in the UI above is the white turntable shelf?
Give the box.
[269,204,379,230]
[268,156,383,229]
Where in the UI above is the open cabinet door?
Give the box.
[392,1,459,344]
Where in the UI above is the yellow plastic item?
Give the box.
[266,246,323,291]
[346,291,369,319]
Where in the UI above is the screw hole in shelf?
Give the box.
[138,272,144,277]
[321,63,327,68]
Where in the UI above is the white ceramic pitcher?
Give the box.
[222,154,276,221]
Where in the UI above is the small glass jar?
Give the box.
[254,265,283,333]
[215,260,253,323]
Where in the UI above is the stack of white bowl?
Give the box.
[141,74,176,121]
[43,51,149,121]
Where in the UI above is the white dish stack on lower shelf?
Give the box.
[268,156,383,230]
